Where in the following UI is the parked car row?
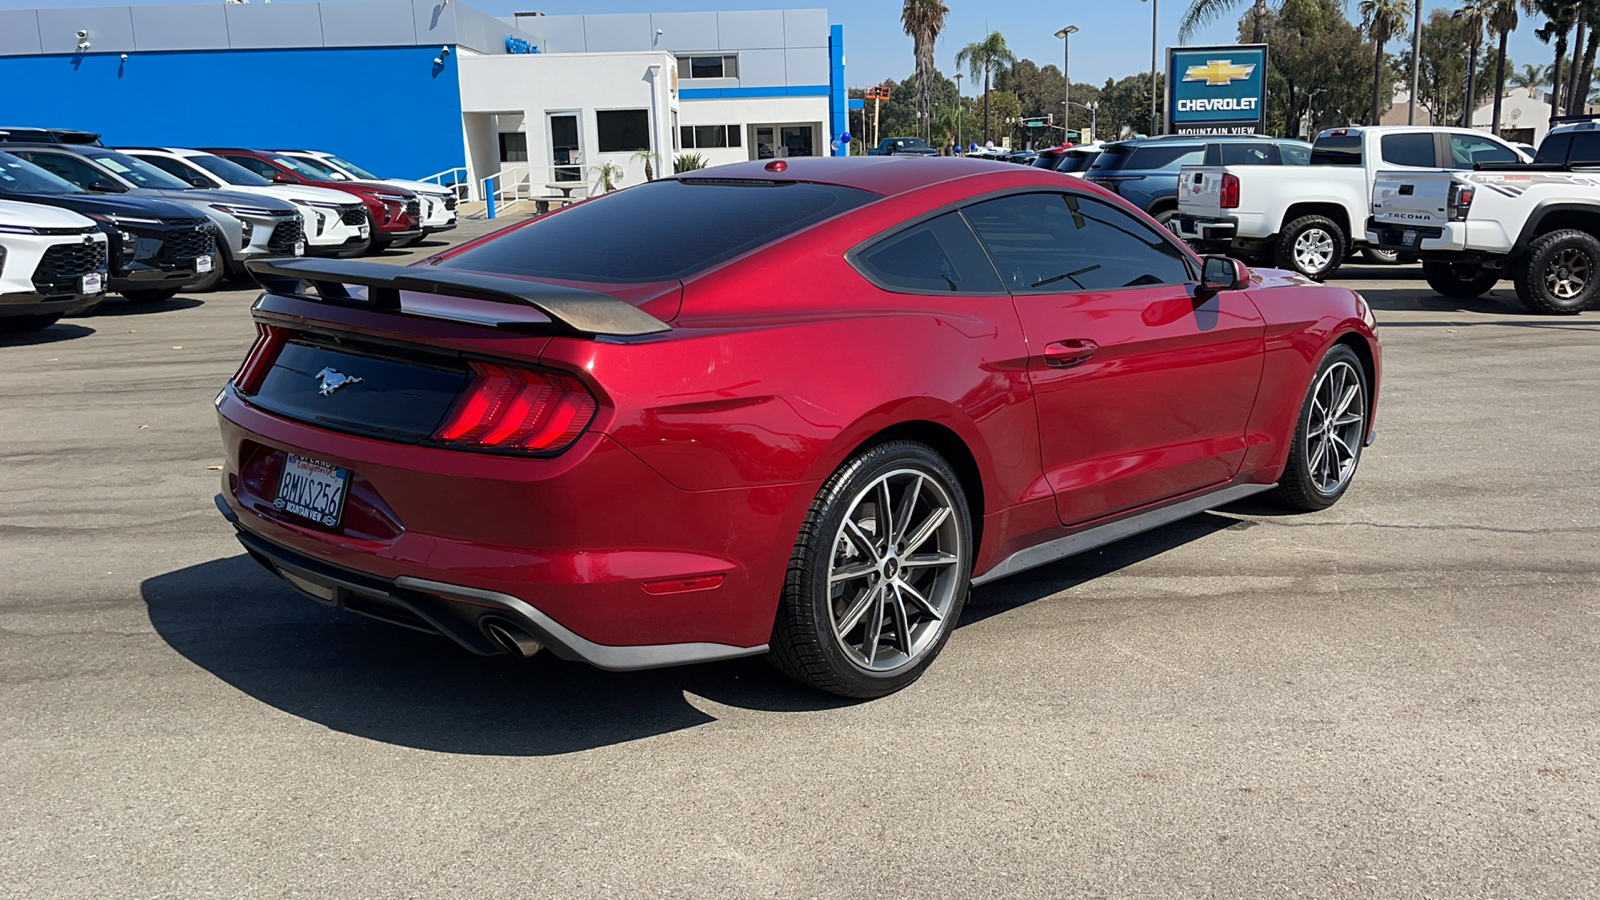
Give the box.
[0,126,457,333]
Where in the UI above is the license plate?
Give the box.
[196,254,214,274]
[1402,229,1419,247]
[274,454,350,527]
[81,272,103,294]
[294,240,306,256]
[359,224,371,239]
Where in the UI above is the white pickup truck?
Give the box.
[1367,119,1600,314]
[1174,126,1530,279]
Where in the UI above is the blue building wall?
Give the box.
[829,24,846,156]
[0,46,466,179]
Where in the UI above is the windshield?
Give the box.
[191,154,272,187]
[0,151,81,195]
[440,178,876,283]
[326,154,381,180]
[86,150,194,190]
[268,154,337,181]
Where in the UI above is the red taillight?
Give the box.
[1448,184,1475,221]
[433,361,597,453]
[1220,173,1240,209]
[232,323,285,394]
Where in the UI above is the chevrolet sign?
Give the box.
[1167,45,1268,136]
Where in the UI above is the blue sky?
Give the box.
[0,0,1557,93]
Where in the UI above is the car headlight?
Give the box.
[375,193,407,205]
[210,204,279,218]
[0,223,40,235]
[89,213,163,226]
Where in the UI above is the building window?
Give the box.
[677,55,738,80]
[680,125,742,149]
[597,110,651,152]
[498,132,528,163]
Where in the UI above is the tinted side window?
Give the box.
[225,155,282,180]
[1127,144,1203,171]
[17,152,106,189]
[1381,133,1437,167]
[855,212,1003,293]
[1565,131,1600,165]
[1535,131,1573,164]
[963,192,1193,293]
[140,155,205,183]
[1448,134,1517,168]
[1310,135,1363,165]
[1216,143,1278,165]
[1279,143,1311,165]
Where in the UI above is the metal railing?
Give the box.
[419,166,470,199]
[481,165,531,219]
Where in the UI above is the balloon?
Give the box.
[839,132,852,144]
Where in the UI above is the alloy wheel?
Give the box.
[1544,247,1591,300]
[1305,360,1365,495]
[828,468,964,672]
[1294,227,1335,274]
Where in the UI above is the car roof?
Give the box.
[672,155,1092,199]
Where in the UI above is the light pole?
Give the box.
[1408,0,1421,124]
[1069,100,1099,142]
[1140,0,1159,135]
[1055,26,1079,143]
[954,72,964,151]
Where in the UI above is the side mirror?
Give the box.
[188,175,211,188]
[330,171,348,181]
[272,172,294,184]
[1200,255,1250,293]
[86,178,122,193]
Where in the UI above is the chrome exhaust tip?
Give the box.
[481,617,543,658]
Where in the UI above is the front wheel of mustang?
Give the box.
[1272,344,1370,512]
[769,441,973,698]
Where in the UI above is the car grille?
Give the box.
[404,198,420,219]
[31,238,107,293]
[443,193,457,211]
[157,225,217,263]
[341,206,365,226]
[267,218,305,253]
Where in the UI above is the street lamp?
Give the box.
[954,72,964,151]
[1055,26,1079,143]
[1139,0,1159,135]
[1069,100,1099,142]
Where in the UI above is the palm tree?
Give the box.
[1485,0,1536,134]
[1178,0,1273,43]
[901,0,949,142]
[955,31,1017,143]
[1454,0,1491,125]
[1360,0,1411,126]
[1536,0,1577,112]
[1509,62,1545,89]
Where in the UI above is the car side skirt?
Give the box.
[971,480,1275,586]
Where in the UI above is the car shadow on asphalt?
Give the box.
[87,297,206,316]
[140,554,856,757]
[0,323,95,345]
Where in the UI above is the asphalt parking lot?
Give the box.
[3,226,1598,898]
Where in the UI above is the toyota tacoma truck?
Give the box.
[1175,126,1529,279]
[1367,119,1600,314]
[0,197,108,331]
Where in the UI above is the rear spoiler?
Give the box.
[244,257,671,337]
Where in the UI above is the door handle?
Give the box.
[1044,339,1098,368]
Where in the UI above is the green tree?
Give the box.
[1454,0,1491,125]
[1401,9,1499,125]
[1097,72,1166,139]
[955,31,1017,142]
[1359,0,1411,125]
[901,0,949,141]
[1484,0,1535,133]
[1535,0,1577,113]
[1243,0,1372,137]
[1509,62,1545,89]
[1181,0,1274,43]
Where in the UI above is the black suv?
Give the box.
[0,127,103,146]
[1084,134,1311,225]
[0,151,216,302]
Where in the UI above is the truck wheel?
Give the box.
[1149,208,1176,227]
[1275,215,1346,280]
[0,314,62,333]
[1422,260,1500,299]
[1512,229,1600,314]
[1362,247,1402,265]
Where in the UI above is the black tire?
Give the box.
[184,241,229,292]
[0,313,62,333]
[1422,260,1500,299]
[1361,247,1402,265]
[1150,208,1176,227]
[390,234,422,249]
[1271,344,1369,512]
[769,440,974,698]
[120,288,181,303]
[1274,215,1347,280]
[1511,228,1600,315]
[364,211,391,254]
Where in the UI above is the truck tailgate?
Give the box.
[1177,166,1229,218]
[1371,170,1455,227]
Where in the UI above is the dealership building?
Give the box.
[0,1,847,200]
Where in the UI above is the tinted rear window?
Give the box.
[1567,131,1600,165]
[1056,152,1098,173]
[1381,133,1436,167]
[1124,144,1203,171]
[1205,143,1279,165]
[1311,135,1363,165]
[1535,131,1572,164]
[439,179,876,283]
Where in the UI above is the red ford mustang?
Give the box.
[217,157,1380,698]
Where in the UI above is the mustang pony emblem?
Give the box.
[315,367,363,396]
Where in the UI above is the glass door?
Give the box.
[780,126,815,158]
[549,113,581,182]
[754,126,776,160]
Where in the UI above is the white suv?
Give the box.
[0,198,108,332]
[276,150,457,241]
[118,148,372,258]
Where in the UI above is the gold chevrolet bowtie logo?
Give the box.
[1183,59,1256,86]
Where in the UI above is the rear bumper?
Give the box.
[1173,214,1238,242]
[220,501,767,670]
